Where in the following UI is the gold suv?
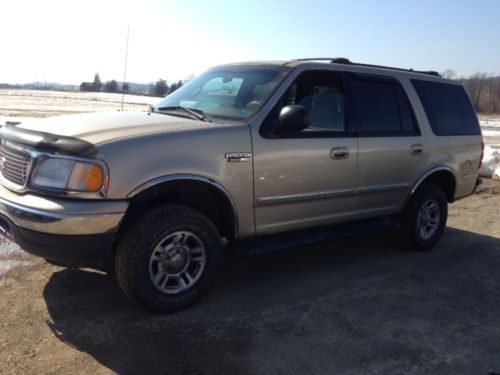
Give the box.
[0,58,483,312]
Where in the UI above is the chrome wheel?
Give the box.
[149,231,206,294]
[416,199,441,240]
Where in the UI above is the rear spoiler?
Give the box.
[0,124,97,156]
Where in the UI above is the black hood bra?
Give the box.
[0,124,97,156]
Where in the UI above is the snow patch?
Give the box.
[0,240,22,257]
[482,129,500,137]
[0,260,34,276]
[479,118,500,127]
[0,238,32,276]
[479,145,500,179]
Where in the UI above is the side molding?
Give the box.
[256,183,409,206]
[256,188,355,206]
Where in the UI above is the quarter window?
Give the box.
[411,80,481,136]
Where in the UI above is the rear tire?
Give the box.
[399,184,448,251]
[115,204,222,313]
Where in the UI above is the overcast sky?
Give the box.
[1,0,499,84]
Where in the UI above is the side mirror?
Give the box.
[278,105,309,131]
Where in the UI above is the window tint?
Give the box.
[286,72,346,132]
[352,80,403,134]
[411,80,481,136]
[394,85,418,133]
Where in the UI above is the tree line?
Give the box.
[151,78,184,97]
[460,74,500,114]
[439,69,500,114]
[79,73,183,97]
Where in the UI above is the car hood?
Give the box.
[15,111,217,145]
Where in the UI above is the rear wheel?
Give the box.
[399,184,448,251]
[115,204,222,312]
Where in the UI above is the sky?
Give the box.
[0,0,499,85]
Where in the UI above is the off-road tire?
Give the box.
[115,204,222,313]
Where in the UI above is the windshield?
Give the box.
[154,66,289,121]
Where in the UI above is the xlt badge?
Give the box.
[225,152,252,162]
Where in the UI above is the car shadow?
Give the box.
[43,228,500,374]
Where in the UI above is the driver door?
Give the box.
[251,70,359,234]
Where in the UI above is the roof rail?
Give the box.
[289,58,441,77]
[290,57,344,63]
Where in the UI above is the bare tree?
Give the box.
[461,73,500,114]
[463,73,488,111]
[493,77,500,113]
[442,69,456,79]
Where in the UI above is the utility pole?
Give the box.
[121,26,130,111]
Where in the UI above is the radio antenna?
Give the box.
[121,26,130,111]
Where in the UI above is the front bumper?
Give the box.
[0,185,128,267]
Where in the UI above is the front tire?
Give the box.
[399,184,448,251]
[115,204,222,313]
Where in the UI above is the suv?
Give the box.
[0,58,482,312]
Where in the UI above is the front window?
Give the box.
[154,66,289,121]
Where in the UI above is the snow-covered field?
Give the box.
[482,129,500,137]
[478,115,500,138]
[0,89,159,121]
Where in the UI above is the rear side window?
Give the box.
[351,77,418,136]
[411,80,481,136]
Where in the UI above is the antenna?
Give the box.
[121,26,130,111]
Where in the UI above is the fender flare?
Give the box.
[127,174,239,238]
[406,166,456,205]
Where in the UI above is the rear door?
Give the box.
[348,73,427,215]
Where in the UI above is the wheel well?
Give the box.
[119,179,237,242]
[414,170,456,203]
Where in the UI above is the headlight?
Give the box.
[31,157,106,194]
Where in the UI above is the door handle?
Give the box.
[410,144,424,156]
[330,146,349,159]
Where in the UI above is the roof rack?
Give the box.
[288,58,441,77]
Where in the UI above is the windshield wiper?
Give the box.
[156,106,211,122]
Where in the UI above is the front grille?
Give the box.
[0,143,32,187]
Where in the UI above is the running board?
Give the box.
[231,218,400,256]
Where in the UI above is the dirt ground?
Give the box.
[0,178,499,375]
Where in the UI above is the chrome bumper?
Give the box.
[0,188,127,237]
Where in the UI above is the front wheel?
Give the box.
[399,184,448,251]
[115,205,222,312]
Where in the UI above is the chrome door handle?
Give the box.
[410,144,424,155]
[330,147,349,159]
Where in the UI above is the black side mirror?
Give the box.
[278,105,309,131]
